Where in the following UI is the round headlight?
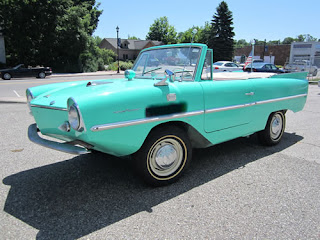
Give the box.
[68,104,80,130]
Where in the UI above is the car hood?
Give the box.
[30,77,164,109]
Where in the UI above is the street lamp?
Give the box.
[116,26,120,73]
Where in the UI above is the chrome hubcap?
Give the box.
[149,138,183,177]
[155,144,177,170]
[270,114,283,140]
[4,73,10,79]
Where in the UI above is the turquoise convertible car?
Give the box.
[27,43,308,186]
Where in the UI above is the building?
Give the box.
[0,32,5,64]
[234,44,290,66]
[289,41,320,67]
[99,38,162,61]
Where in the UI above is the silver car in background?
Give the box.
[213,61,243,72]
[284,60,318,76]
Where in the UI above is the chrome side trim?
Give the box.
[205,93,307,114]
[91,110,204,132]
[30,104,67,111]
[254,93,307,105]
[205,102,254,113]
[90,93,307,132]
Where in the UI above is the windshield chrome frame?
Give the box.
[132,45,203,82]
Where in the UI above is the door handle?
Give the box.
[245,92,254,96]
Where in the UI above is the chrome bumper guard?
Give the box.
[28,123,91,155]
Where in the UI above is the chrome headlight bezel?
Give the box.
[26,89,35,112]
[68,104,80,130]
[67,98,85,132]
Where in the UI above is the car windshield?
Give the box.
[213,62,223,66]
[132,46,201,81]
[13,64,24,69]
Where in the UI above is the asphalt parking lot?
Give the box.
[0,85,319,239]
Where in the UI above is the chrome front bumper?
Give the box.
[28,123,91,155]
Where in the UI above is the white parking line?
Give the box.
[13,90,21,98]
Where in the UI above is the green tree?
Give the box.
[177,23,212,45]
[146,16,177,44]
[198,22,212,45]
[234,39,249,48]
[178,26,202,43]
[282,37,295,44]
[208,1,235,61]
[128,35,140,40]
[93,36,103,46]
[305,34,317,42]
[267,40,280,45]
[296,34,306,42]
[0,0,102,72]
[253,39,265,45]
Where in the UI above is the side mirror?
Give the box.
[154,69,175,86]
[165,69,174,77]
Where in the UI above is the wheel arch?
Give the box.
[147,121,212,149]
[260,109,287,129]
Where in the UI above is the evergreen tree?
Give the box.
[208,1,235,61]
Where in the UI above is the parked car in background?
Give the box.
[244,62,287,73]
[27,43,308,186]
[213,61,243,72]
[284,60,318,76]
[0,64,52,80]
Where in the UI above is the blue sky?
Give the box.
[94,0,319,42]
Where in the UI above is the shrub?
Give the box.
[107,61,133,71]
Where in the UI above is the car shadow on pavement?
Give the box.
[2,132,303,240]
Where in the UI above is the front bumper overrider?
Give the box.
[28,123,91,155]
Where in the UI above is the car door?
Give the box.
[15,65,31,77]
[230,62,242,71]
[201,79,254,133]
[224,63,234,71]
[263,64,273,73]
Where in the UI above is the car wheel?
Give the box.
[134,126,192,186]
[3,73,11,80]
[38,72,46,78]
[258,111,285,146]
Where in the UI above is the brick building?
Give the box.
[234,44,291,66]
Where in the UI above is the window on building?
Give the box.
[293,44,312,48]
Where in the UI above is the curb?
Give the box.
[309,81,319,85]
[0,97,26,104]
